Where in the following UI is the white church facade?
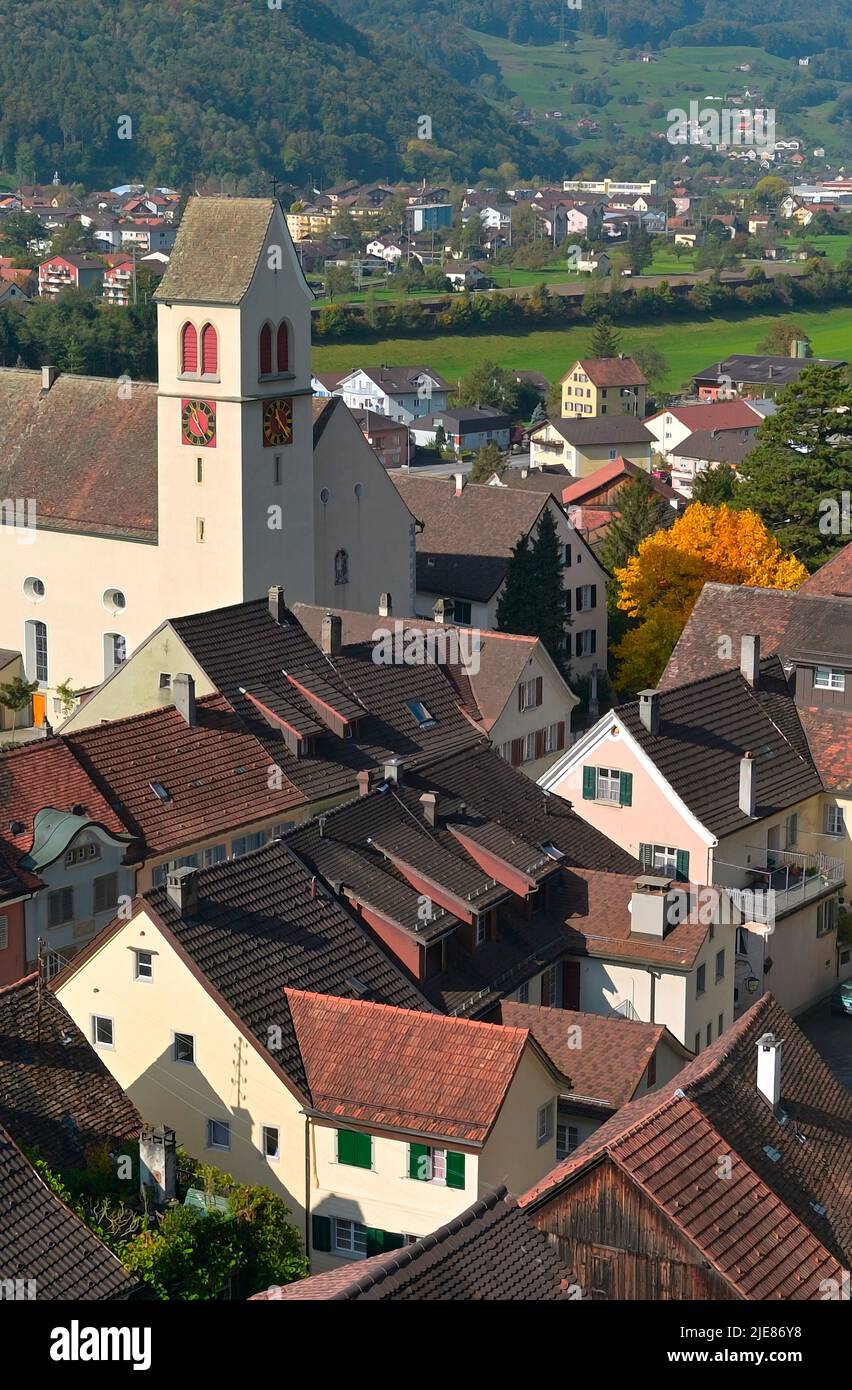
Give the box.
[0,197,415,727]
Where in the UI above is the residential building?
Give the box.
[644,399,765,460]
[444,262,490,291]
[559,358,647,420]
[668,426,758,497]
[528,416,655,476]
[311,364,451,424]
[542,643,848,1019]
[389,474,608,676]
[692,353,846,399]
[409,406,511,454]
[37,251,105,297]
[349,408,409,469]
[407,203,453,234]
[523,994,852,1300]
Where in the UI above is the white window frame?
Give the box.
[92,1014,114,1050]
[333,1217,368,1258]
[576,584,594,612]
[523,731,537,763]
[262,1125,280,1163]
[814,666,845,691]
[651,844,679,876]
[824,805,844,837]
[556,1123,578,1160]
[544,723,559,753]
[576,629,596,657]
[536,1101,553,1146]
[519,678,540,711]
[173,1032,195,1065]
[207,1118,231,1151]
[596,767,621,802]
[134,950,153,982]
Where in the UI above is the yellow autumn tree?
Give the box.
[612,503,807,692]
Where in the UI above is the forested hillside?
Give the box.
[0,0,561,189]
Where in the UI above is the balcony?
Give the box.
[716,846,845,923]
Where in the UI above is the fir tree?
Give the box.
[598,473,671,576]
[588,315,622,359]
[497,507,565,668]
[691,463,739,506]
[530,399,547,427]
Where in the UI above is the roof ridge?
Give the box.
[285,985,530,1041]
[0,971,38,996]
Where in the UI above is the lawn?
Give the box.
[313,304,852,393]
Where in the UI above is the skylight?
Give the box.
[150,780,172,804]
[406,698,437,730]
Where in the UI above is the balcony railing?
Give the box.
[717,846,844,922]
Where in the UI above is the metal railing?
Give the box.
[716,846,844,922]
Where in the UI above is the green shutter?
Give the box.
[675,849,690,881]
[337,1128,372,1168]
[619,771,633,806]
[311,1214,332,1252]
[409,1143,429,1180]
[582,765,596,800]
[638,843,652,869]
[446,1150,466,1190]
[366,1227,406,1257]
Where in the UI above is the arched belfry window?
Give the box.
[181,322,198,374]
[334,549,349,585]
[259,322,273,377]
[200,323,218,376]
[277,320,290,373]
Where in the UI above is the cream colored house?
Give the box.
[560,357,647,419]
[0,197,414,726]
[528,415,654,477]
[54,853,565,1273]
[541,646,848,1024]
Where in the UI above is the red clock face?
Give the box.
[262,397,293,447]
[181,398,217,447]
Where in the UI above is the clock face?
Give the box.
[181,398,217,447]
[262,397,293,448]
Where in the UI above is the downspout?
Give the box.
[304,1113,311,1262]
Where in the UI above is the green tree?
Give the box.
[598,473,671,577]
[529,400,547,427]
[738,365,852,568]
[323,264,355,301]
[757,322,810,355]
[630,342,668,394]
[628,225,653,275]
[691,464,739,505]
[469,441,505,482]
[497,507,565,667]
[457,358,520,415]
[588,315,622,358]
[0,676,37,731]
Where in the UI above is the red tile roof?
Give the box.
[564,357,647,387]
[647,400,763,431]
[0,738,133,861]
[799,540,852,597]
[285,988,544,1143]
[561,457,679,504]
[797,707,852,792]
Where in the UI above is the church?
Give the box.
[0,198,415,725]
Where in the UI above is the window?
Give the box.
[262,1125,280,1161]
[519,678,542,711]
[575,584,597,612]
[575,629,596,657]
[23,576,45,601]
[104,633,127,678]
[159,673,172,690]
[651,845,678,876]
[556,1124,578,1160]
[103,588,126,612]
[207,1118,230,1150]
[562,544,571,567]
[196,457,204,485]
[517,981,529,1003]
[180,321,198,374]
[0,916,8,950]
[25,619,48,684]
[715,948,725,983]
[639,843,689,881]
[276,320,290,373]
[48,887,74,927]
[536,1101,554,1145]
[544,722,561,753]
[334,548,349,585]
[824,805,844,837]
[584,766,632,805]
[524,731,537,763]
[134,950,153,981]
[336,1129,372,1169]
[259,322,273,376]
[196,517,205,544]
[696,963,706,997]
[406,698,436,729]
[817,899,837,937]
[65,842,100,868]
[814,666,845,691]
[92,1015,114,1049]
[273,455,282,485]
[93,872,118,915]
[785,813,798,848]
[736,926,749,956]
[173,1033,195,1064]
[475,916,487,946]
[694,1032,700,1053]
[453,599,472,625]
[706,1021,712,1047]
[231,831,268,858]
[202,844,227,868]
[200,323,218,376]
[333,1218,368,1258]
[718,1013,724,1036]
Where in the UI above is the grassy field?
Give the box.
[313,303,852,393]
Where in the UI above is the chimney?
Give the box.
[139,1126,177,1206]
[383,757,402,785]
[739,751,755,817]
[630,875,687,938]
[268,585,287,624]
[433,597,454,625]
[379,592,392,618]
[321,610,342,655]
[756,1032,783,1107]
[166,866,199,917]
[356,770,371,798]
[41,364,59,391]
[420,791,438,828]
[740,633,760,687]
[454,471,466,496]
[638,689,660,735]
[173,673,196,727]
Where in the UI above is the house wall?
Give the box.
[530,431,651,477]
[0,900,27,987]
[23,824,137,970]
[478,1046,560,1195]
[490,644,577,780]
[60,626,211,731]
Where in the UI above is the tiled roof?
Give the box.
[564,357,647,387]
[0,1121,137,1300]
[252,1185,573,1300]
[0,737,135,864]
[561,457,679,504]
[141,839,432,1099]
[670,427,757,464]
[286,989,535,1142]
[340,365,452,396]
[619,658,822,837]
[532,416,654,446]
[500,1003,687,1109]
[783,592,852,667]
[799,541,852,597]
[154,196,276,304]
[1,975,141,1170]
[659,582,795,690]
[693,354,846,386]
[522,994,852,1297]
[797,707,852,792]
[647,400,764,431]
[0,370,157,541]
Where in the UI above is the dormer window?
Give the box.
[814,666,845,691]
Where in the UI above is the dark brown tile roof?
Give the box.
[522,994,852,1296]
[659,582,796,690]
[154,196,276,304]
[670,427,757,464]
[0,1121,137,1300]
[0,737,136,866]
[342,365,452,396]
[142,839,432,1099]
[252,1185,573,1300]
[566,357,647,387]
[532,416,654,447]
[1,975,141,1169]
[798,707,852,792]
[800,540,852,597]
[500,1002,687,1109]
[0,369,157,541]
[620,658,822,837]
[783,593,852,668]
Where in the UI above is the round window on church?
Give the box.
[103,588,127,612]
[23,576,46,601]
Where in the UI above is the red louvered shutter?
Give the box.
[181,322,198,374]
[259,323,272,376]
[535,729,546,758]
[556,721,565,750]
[277,320,290,372]
[511,738,523,767]
[535,676,543,707]
[200,323,218,375]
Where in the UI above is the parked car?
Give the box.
[830,980,852,1016]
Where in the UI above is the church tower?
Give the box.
[154,198,316,612]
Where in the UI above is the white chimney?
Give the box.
[166,866,199,916]
[740,633,760,686]
[321,610,342,655]
[630,875,687,938]
[638,689,660,735]
[41,364,59,391]
[756,1032,783,1107]
[379,592,392,618]
[139,1126,177,1206]
[454,471,466,496]
[420,791,438,827]
[268,585,287,624]
[173,673,196,727]
[433,597,454,624]
[383,757,402,785]
[739,752,755,817]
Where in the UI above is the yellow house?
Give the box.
[528,415,654,478]
[53,847,566,1273]
[560,357,647,419]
